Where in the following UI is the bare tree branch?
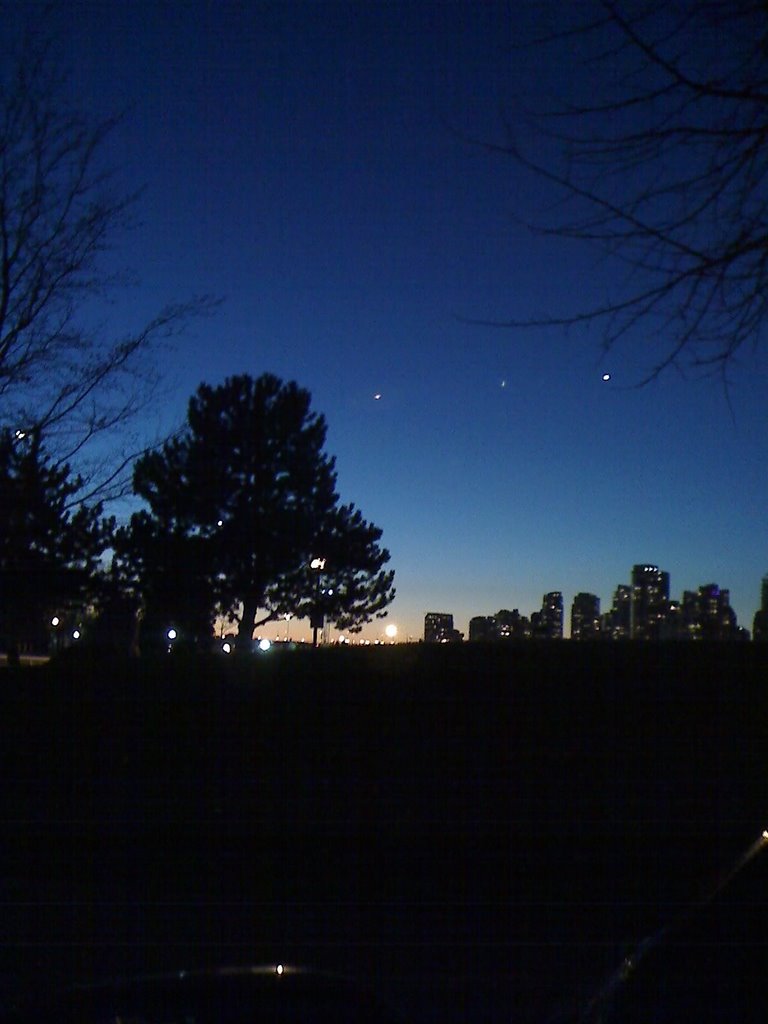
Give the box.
[0,26,218,499]
[488,1,768,379]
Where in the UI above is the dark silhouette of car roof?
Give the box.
[0,964,403,1024]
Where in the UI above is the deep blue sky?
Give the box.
[7,1,767,639]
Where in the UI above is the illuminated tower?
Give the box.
[753,573,768,641]
[571,593,600,640]
[469,616,497,641]
[601,585,631,639]
[613,584,631,639]
[424,612,454,643]
[631,564,670,640]
[681,584,737,639]
[538,592,563,639]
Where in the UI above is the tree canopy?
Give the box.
[488,1,768,382]
[121,374,395,648]
[267,502,397,634]
[0,428,112,656]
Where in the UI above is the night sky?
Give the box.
[7,1,767,640]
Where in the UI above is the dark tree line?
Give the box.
[116,374,395,652]
[1,374,395,657]
[0,427,113,658]
[0,28,394,656]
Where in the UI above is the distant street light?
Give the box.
[310,556,326,648]
[49,615,62,654]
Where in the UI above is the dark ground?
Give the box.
[2,642,768,1022]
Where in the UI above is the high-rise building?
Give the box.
[631,564,670,639]
[601,584,631,639]
[571,593,601,640]
[495,608,532,640]
[753,573,768,641]
[680,584,737,639]
[424,612,454,643]
[535,592,563,639]
[469,616,497,641]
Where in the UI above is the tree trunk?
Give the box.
[237,598,258,653]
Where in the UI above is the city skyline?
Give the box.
[4,2,766,644]
[426,564,759,642]
[211,562,765,645]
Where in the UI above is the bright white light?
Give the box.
[762,830,768,841]
[327,588,334,596]
[339,635,347,644]
[602,372,611,381]
[373,393,382,400]
[310,557,326,570]
[258,638,271,652]
[14,429,26,440]
[385,624,398,640]
[72,629,81,640]
[275,964,284,976]
[167,628,177,640]
[222,642,232,654]
[217,519,224,527]
[51,616,60,627]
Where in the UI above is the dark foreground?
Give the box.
[2,642,767,1022]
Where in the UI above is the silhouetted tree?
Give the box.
[85,553,143,656]
[0,428,112,658]
[487,2,768,381]
[0,28,213,501]
[114,516,216,652]
[267,502,396,634]
[123,374,395,649]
